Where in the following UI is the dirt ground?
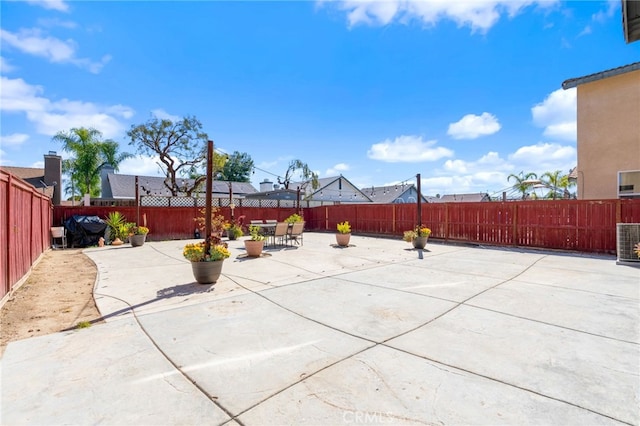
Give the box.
[0,248,102,357]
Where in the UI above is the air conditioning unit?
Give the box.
[616,223,640,264]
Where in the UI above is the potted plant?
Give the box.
[336,221,351,247]
[129,225,149,247]
[244,225,266,257]
[224,215,245,240]
[104,211,129,246]
[183,239,231,284]
[403,224,431,250]
[284,213,303,223]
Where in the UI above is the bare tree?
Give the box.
[278,159,319,192]
[127,116,208,196]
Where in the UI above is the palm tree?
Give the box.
[53,128,132,197]
[540,170,561,199]
[508,171,538,200]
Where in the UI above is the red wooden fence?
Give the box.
[304,200,640,254]
[53,205,301,241]
[53,199,640,255]
[1,170,52,303]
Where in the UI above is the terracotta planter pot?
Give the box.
[336,233,351,247]
[244,240,264,257]
[111,238,124,246]
[191,260,224,284]
[130,234,146,247]
[412,236,428,249]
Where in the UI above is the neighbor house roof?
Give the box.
[437,193,491,203]
[562,62,640,89]
[105,173,258,199]
[0,166,54,197]
[362,184,428,204]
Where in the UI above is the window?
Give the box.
[618,170,640,198]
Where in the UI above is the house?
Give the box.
[562,62,640,199]
[303,176,372,203]
[0,152,62,205]
[101,170,258,201]
[361,184,427,204]
[430,193,491,203]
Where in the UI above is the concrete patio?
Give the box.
[2,232,638,425]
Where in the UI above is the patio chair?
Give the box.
[50,226,67,249]
[272,222,289,247]
[287,221,304,246]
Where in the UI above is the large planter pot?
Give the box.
[191,260,224,284]
[130,234,146,247]
[336,233,351,247]
[412,236,429,250]
[245,240,264,257]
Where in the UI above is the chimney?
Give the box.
[259,179,273,192]
[44,152,62,205]
[101,164,115,198]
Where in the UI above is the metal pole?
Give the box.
[135,176,140,225]
[416,173,422,227]
[205,140,213,254]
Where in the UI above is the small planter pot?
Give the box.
[191,260,224,284]
[111,238,124,246]
[412,236,429,250]
[336,233,351,247]
[130,234,146,247]
[244,240,264,257]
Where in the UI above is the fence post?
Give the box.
[445,203,449,241]
[512,203,518,246]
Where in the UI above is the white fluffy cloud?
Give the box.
[119,155,165,177]
[508,142,576,173]
[152,109,182,122]
[447,112,501,139]
[325,162,350,176]
[0,76,134,138]
[0,28,110,73]
[367,135,453,163]
[329,0,556,32]
[531,88,576,141]
[25,0,69,12]
[0,56,16,73]
[0,133,29,147]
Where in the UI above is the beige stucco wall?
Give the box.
[576,70,640,199]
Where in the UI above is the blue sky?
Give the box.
[1,0,639,198]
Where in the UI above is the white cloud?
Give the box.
[25,0,69,12]
[119,155,165,177]
[152,109,182,122]
[329,0,557,33]
[443,151,509,174]
[0,133,29,147]
[447,112,501,140]
[0,76,134,138]
[0,56,16,73]
[367,135,453,163]
[37,18,78,29]
[508,142,576,172]
[0,28,110,73]
[531,88,576,141]
[325,163,350,176]
[592,0,618,23]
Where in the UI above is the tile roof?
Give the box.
[562,62,640,89]
[106,173,258,199]
[438,193,490,203]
